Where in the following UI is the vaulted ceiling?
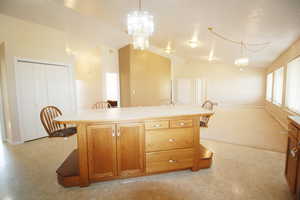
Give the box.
[1,0,300,67]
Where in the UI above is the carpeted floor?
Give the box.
[0,137,292,200]
[201,106,288,153]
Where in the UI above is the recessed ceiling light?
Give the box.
[164,47,175,54]
[164,42,175,54]
[187,40,200,48]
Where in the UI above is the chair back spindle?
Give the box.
[40,106,66,136]
[200,100,218,127]
[92,101,112,110]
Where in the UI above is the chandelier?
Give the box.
[127,0,154,50]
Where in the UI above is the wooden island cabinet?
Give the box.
[55,105,214,187]
[286,116,300,199]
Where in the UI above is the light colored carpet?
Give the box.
[0,138,292,200]
[201,106,288,153]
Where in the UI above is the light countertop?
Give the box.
[288,116,300,129]
[55,105,214,124]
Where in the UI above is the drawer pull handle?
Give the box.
[168,159,177,163]
[153,124,161,128]
[168,138,175,142]
[179,122,185,126]
[291,148,298,158]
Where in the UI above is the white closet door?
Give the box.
[16,62,48,141]
[45,66,72,114]
[174,78,206,105]
[174,79,194,104]
[16,61,74,142]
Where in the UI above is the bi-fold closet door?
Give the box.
[15,60,74,142]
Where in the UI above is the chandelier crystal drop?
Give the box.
[127,0,154,50]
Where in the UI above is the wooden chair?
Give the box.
[107,100,118,108]
[92,101,112,109]
[200,100,218,127]
[40,106,77,137]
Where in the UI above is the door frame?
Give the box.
[0,66,6,142]
[14,57,77,142]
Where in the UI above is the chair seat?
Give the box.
[51,127,77,137]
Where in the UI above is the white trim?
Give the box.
[0,89,6,141]
[0,72,6,142]
[6,138,23,145]
[14,57,76,143]
[15,57,71,68]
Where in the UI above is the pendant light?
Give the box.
[234,41,249,67]
[127,0,154,50]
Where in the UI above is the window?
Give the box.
[286,57,300,113]
[105,72,119,101]
[266,72,273,101]
[273,67,284,105]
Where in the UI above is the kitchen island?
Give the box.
[55,105,214,187]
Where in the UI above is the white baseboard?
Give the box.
[6,138,24,145]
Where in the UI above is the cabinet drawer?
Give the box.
[170,119,193,128]
[146,149,194,173]
[145,128,194,152]
[289,124,298,140]
[145,120,169,130]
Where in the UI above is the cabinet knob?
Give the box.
[153,124,161,128]
[168,159,177,163]
[168,138,175,142]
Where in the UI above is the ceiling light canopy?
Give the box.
[127,0,154,50]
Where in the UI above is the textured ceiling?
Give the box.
[1,0,300,67]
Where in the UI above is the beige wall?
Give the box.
[265,38,300,129]
[173,61,266,106]
[75,47,119,110]
[0,14,118,143]
[0,14,75,143]
[119,45,171,107]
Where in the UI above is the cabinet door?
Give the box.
[286,135,298,193]
[117,123,145,177]
[87,125,117,180]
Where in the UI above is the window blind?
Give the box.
[266,72,273,101]
[273,67,284,105]
[286,57,300,113]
